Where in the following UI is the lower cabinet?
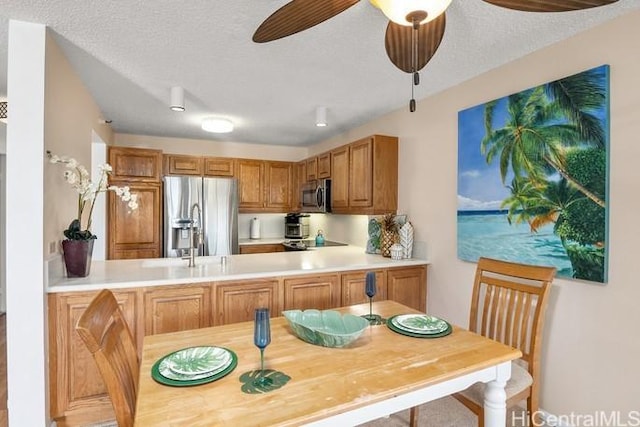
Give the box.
[214,278,281,325]
[239,243,285,254]
[48,290,138,425]
[283,274,341,311]
[48,264,427,426]
[387,266,427,313]
[143,285,212,335]
[341,269,387,306]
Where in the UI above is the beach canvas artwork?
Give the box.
[457,65,610,283]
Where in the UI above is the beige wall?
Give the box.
[43,31,113,255]
[114,133,308,162]
[310,10,640,416]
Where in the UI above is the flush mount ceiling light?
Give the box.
[0,101,7,124]
[201,118,234,133]
[315,106,327,127]
[170,86,185,112]
[253,0,618,113]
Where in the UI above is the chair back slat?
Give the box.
[76,289,139,427]
[470,257,555,376]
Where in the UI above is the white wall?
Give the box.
[308,10,640,417]
[6,20,48,426]
[114,133,308,162]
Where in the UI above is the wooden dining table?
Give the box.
[134,300,521,427]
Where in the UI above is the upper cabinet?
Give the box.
[317,152,331,179]
[330,135,398,215]
[237,159,293,213]
[306,157,318,181]
[109,147,163,183]
[164,154,235,177]
[164,154,203,176]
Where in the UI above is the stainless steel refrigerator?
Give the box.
[163,176,239,257]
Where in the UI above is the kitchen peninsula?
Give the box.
[47,246,428,426]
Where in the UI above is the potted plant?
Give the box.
[48,151,138,277]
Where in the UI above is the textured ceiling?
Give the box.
[0,1,638,146]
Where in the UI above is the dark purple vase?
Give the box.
[62,239,95,278]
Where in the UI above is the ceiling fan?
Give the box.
[253,0,619,112]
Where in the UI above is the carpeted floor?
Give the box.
[360,396,531,427]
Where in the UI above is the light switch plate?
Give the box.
[49,240,58,255]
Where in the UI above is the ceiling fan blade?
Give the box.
[482,0,618,12]
[385,14,446,74]
[253,0,360,43]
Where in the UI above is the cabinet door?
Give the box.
[283,274,340,311]
[265,161,292,210]
[108,147,162,183]
[306,157,317,181]
[330,146,349,210]
[349,137,374,208]
[386,266,427,312]
[144,285,211,335]
[317,152,331,178]
[341,270,386,306]
[214,279,281,325]
[237,159,265,210]
[48,291,138,422]
[164,154,203,176]
[204,157,235,177]
[239,244,285,254]
[108,183,161,259]
[292,161,307,211]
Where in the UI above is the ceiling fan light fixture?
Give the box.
[316,106,328,127]
[201,118,234,133]
[170,86,185,112]
[371,0,452,26]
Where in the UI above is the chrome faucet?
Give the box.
[184,203,202,267]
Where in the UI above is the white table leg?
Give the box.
[484,361,512,427]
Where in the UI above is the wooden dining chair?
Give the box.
[76,289,139,427]
[409,257,555,427]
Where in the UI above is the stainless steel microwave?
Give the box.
[301,179,331,213]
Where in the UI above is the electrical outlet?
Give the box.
[49,240,58,255]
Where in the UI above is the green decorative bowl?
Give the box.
[282,309,369,348]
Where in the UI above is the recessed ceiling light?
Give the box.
[201,118,234,133]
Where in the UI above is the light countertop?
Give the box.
[47,246,428,293]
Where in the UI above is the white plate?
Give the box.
[391,314,449,334]
[159,346,232,381]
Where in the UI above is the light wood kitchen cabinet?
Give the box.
[204,157,235,177]
[265,161,292,210]
[107,182,162,259]
[292,160,307,211]
[239,243,285,254]
[237,159,265,210]
[341,270,386,306]
[330,145,349,209]
[237,159,293,212]
[163,154,203,176]
[108,147,163,260]
[330,135,398,215]
[317,152,331,178]
[306,157,318,181]
[214,279,281,325]
[143,285,212,335]
[386,266,427,312]
[283,274,341,311]
[48,290,138,424]
[108,146,163,183]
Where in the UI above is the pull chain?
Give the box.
[409,17,420,112]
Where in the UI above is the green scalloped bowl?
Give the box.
[282,309,369,348]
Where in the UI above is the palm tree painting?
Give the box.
[457,65,609,283]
